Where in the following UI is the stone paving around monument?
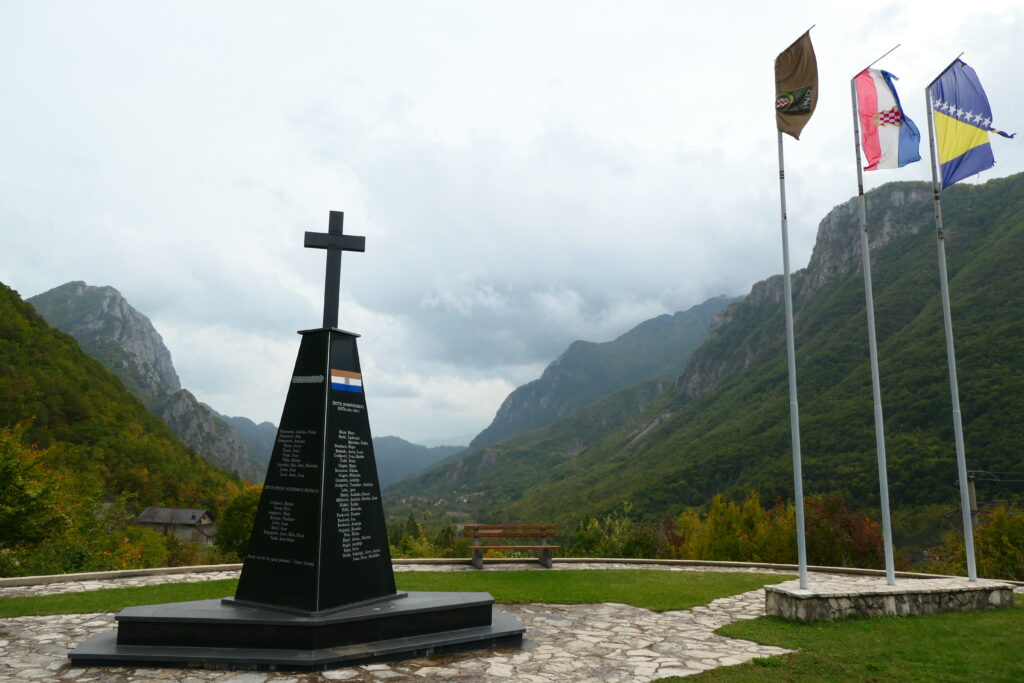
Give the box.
[2,562,1020,682]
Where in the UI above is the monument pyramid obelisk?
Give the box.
[69,211,523,671]
[230,211,399,613]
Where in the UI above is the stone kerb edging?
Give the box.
[0,563,243,588]
[765,577,1016,621]
[2,557,1021,588]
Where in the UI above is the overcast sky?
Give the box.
[2,1,1021,444]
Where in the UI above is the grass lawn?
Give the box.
[657,595,1024,683]
[397,569,791,611]
[0,570,790,617]
[0,579,239,618]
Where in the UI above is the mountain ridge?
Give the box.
[387,175,1024,532]
[26,281,181,404]
[372,436,464,489]
[202,405,278,468]
[28,282,265,482]
[468,295,734,450]
[0,281,241,511]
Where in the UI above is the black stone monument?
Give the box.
[69,212,524,671]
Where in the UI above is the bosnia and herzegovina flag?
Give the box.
[930,59,1015,188]
[855,69,920,171]
[330,369,363,393]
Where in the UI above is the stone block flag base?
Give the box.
[69,212,524,671]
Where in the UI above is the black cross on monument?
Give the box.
[304,211,365,329]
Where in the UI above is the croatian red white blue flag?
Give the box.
[855,68,921,171]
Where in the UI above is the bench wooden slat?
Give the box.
[464,523,559,569]
[462,528,552,532]
[466,532,556,538]
[472,545,562,550]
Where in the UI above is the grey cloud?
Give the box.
[5,2,1024,443]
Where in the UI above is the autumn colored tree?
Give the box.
[0,424,66,551]
[664,491,881,568]
[927,505,1024,580]
[215,485,263,559]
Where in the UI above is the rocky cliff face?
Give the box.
[679,182,932,399]
[28,281,265,482]
[161,389,262,481]
[801,185,931,296]
[468,296,734,451]
[28,281,180,405]
[203,405,278,468]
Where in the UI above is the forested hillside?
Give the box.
[387,174,1024,532]
[28,281,266,481]
[374,436,464,488]
[468,296,732,450]
[0,282,241,511]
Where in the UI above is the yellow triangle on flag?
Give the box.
[934,111,990,165]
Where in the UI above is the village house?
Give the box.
[133,507,216,545]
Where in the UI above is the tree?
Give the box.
[215,485,262,559]
[805,492,884,569]
[927,505,1024,580]
[0,424,66,550]
[433,522,457,555]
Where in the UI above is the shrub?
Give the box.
[804,492,884,569]
[0,424,66,551]
[665,491,882,568]
[387,514,470,559]
[569,502,667,558]
[666,492,796,563]
[926,505,1024,580]
[215,484,263,559]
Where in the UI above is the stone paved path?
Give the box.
[4,563,1012,682]
[0,589,788,682]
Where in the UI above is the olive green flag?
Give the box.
[775,31,818,140]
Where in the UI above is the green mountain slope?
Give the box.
[28,281,265,482]
[388,174,1024,530]
[468,296,733,450]
[0,282,241,511]
[387,376,670,511]
[373,436,464,489]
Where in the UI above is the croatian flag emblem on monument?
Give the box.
[854,68,920,171]
[331,369,363,392]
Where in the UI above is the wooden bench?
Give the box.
[464,524,560,569]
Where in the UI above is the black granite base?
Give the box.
[68,591,524,671]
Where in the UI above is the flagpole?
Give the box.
[849,71,896,586]
[863,44,901,71]
[777,129,809,589]
[924,66,977,582]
